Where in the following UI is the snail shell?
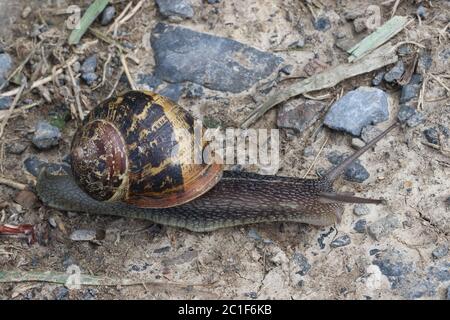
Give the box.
[70,91,223,208]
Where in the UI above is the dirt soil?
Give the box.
[0,0,449,300]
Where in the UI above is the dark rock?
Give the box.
[400,84,420,103]
[245,291,257,299]
[314,16,331,31]
[369,248,380,256]
[418,51,432,73]
[81,55,97,74]
[354,203,370,216]
[31,121,61,150]
[6,142,27,154]
[372,72,385,86]
[0,53,12,87]
[372,249,413,288]
[432,244,448,259]
[81,72,97,85]
[151,23,282,93]
[343,9,363,21]
[156,0,194,20]
[409,74,423,85]
[423,128,439,145]
[397,104,424,127]
[318,227,334,249]
[293,252,311,276]
[277,99,326,133]
[137,74,162,91]
[0,96,12,110]
[82,288,97,300]
[207,0,221,3]
[158,83,184,102]
[353,219,367,233]
[279,64,294,75]
[100,5,115,25]
[327,151,369,183]
[397,45,412,56]
[324,87,389,136]
[330,234,351,248]
[367,215,401,240]
[185,82,204,98]
[384,61,404,83]
[416,5,427,19]
[54,287,69,300]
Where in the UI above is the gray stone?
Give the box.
[32,121,61,150]
[400,84,420,103]
[384,61,404,83]
[100,5,115,25]
[0,96,12,110]
[70,229,97,241]
[372,72,385,86]
[416,5,427,19]
[351,138,365,149]
[156,0,194,20]
[81,55,97,74]
[432,244,448,259]
[367,215,401,240]
[324,87,389,136]
[292,252,311,276]
[277,99,326,133]
[81,72,98,85]
[397,104,424,127]
[397,45,412,56]
[0,53,12,87]
[372,249,413,287]
[409,74,423,85]
[418,52,432,73]
[360,125,382,143]
[54,287,69,300]
[314,16,331,31]
[158,83,184,102]
[354,203,370,216]
[288,38,305,49]
[137,73,163,91]
[185,82,204,98]
[82,288,97,300]
[354,219,367,233]
[423,128,439,145]
[151,23,282,93]
[207,0,221,3]
[6,142,27,155]
[330,234,351,248]
[343,9,363,21]
[280,64,294,75]
[327,151,369,183]
[248,228,262,241]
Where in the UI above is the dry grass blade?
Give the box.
[66,65,84,121]
[302,135,329,178]
[0,177,27,190]
[108,1,133,35]
[120,52,136,90]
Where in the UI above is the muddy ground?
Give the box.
[0,0,449,299]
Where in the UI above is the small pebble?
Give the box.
[70,229,97,241]
[100,5,116,25]
[353,18,367,33]
[280,64,294,75]
[314,16,331,31]
[156,0,194,20]
[81,72,98,85]
[354,219,367,233]
[372,72,385,86]
[154,246,171,254]
[384,61,404,83]
[21,6,32,19]
[360,125,382,143]
[82,288,97,300]
[54,287,69,300]
[6,142,27,155]
[330,234,351,248]
[354,203,370,216]
[397,104,424,127]
[288,38,305,49]
[328,151,369,183]
[432,245,448,259]
[369,249,380,256]
[207,0,221,3]
[48,217,57,228]
[416,5,427,19]
[0,96,12,110]
[417,52,432,73]
[248,228,262,241]
[423,128,439,145]
[32,121,61,150]
[292,252,311,276]
[0,53,13,87]
[351,138,365,149]
[81,55,97,74]
[400,84,420,103]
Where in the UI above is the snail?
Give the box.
[35,90,398,232]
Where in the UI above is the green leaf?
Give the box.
[68,0,110,45]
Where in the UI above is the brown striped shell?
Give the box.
[70,90,223,208]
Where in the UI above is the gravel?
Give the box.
[330,234,351,248]
[367,215,401,240]
[327,151,370,183]
[100,5,115,25]
[0,53,12,87]
[384,61,404,83]
[292,252,311,276]
[354,203,370,216]
[353,219,367,233]
[324,87,389,136]
[431,245,448,259]
[156,0,194,20]
[397,104,425,127]
[423,128,439,145]
[0,96,12,110]
[314,16,331,31]
[31,121,61,150]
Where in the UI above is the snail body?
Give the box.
[36,91,398,232]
